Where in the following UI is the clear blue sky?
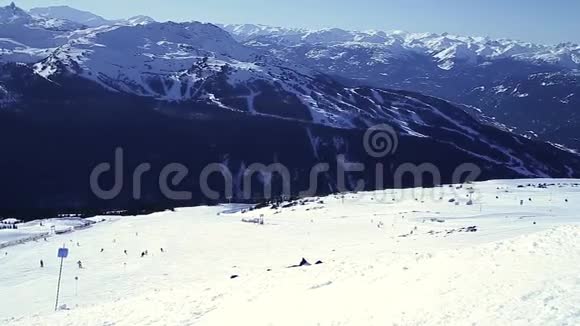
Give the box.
[3,0,579,44]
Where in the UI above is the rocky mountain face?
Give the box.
[1,4,579,217]
[221,24,580,149]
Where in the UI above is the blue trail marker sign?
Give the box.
[58,248,69,258]
[55,245,69,311]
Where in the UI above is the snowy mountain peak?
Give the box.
[218,23,308,42]
[0,2,32,24]
[125,15,156,26]
[28,6,155,27]
[302,28,354,43]
[0,3,87,57]
[29,5,109,27]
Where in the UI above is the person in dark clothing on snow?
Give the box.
[40,260,44,268]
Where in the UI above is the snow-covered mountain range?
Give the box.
[1,3,580,215]
[221,24,580,70]
[221,24,580,149]
[0,3,155,63]
[0,3,82,62]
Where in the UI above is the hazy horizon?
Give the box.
[1,0,579,45]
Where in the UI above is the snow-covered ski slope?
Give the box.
[1,179,579,325]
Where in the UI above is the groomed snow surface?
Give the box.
[1,179,579,325]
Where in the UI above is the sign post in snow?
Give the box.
[54,245,69,311]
